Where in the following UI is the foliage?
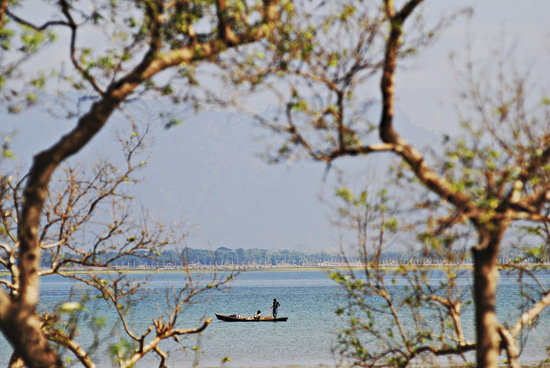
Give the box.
[330,183,476,367]
[0,0,287,367]
[0,125,234,367]
[214,0,550,367]
[2,0,550,367]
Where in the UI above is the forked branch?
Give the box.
[120,318,212,368]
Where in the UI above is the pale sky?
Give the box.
[399,0,550,133]
[2,1,549,251]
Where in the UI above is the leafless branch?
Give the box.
[498,326,520,368]
[510,290,550,338]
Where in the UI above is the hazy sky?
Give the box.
[2,1,549,251]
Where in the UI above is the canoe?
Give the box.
[215,313,288,322]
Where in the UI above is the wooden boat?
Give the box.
[215,313,288,322]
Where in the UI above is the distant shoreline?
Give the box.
[53,263,550,274]
[56,265,477,274]
[3,263,550,277]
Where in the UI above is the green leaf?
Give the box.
[384,218,398,232]
[2,148,15,159]
[165,118,183,130]
[335,187,354,203]
[60,302,82,311]
[94,317,108,328]
[328,53,339,67]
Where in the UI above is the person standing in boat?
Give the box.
[271,299,281,318]
[254,310,262,319]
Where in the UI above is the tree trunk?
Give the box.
[0,304,63,368]
[473,230,503,368]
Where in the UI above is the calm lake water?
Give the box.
[1,269,550,367]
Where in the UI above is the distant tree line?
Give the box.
[38,247,344,267]
[184,247,339,266]
[36,246,534,269]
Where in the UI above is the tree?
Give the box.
[0,124,236,368]
[218,0,550,367]
[330,177,477,367]
[0,1,285,367]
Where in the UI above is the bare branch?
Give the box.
[510,290,550,338]
[121,319,212,368]
[6,9,71,30]
[411,341,476,358]
[0,242,10,254]
[398,0,424,21]
[46,329,96,368]
[58,0,104,95]
[429,295,465,345]
[498,327,520,368]
[40,240,65,250]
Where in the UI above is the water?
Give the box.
[1,270,550,367]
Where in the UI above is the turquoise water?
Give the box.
[1,270,550,367]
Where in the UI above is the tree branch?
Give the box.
[4,2,282,366]
[46,329,96,368]
[0,0,8,30]
[378,0,480,228]
[121,319,212,368]
[58,0,104,95]
[216,0,238,45]
[398,0,424,20]
[510,290,550,338]
[411,341,476,358]
[6,9,71,30]
[429,295,465,345]
[498,326,520,368]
